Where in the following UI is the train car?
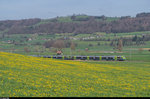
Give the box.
[116,56,126,61]
[34,55,126,61]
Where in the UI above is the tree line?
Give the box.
[1,12,150,34]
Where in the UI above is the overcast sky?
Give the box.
[0,0,150,20]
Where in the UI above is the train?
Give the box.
[32,55,126,61]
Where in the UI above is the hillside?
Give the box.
[0,12,150,34]
[0,52,149,97]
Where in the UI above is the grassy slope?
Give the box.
[0,52,150,97]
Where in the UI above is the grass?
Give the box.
[0,31,150,53]
[0,26,150,97]
[0,52,150,97]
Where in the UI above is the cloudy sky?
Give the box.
[0,0,150,20]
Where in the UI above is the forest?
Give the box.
[0,12,150,34]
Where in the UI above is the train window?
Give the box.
[95,56,99,60]
[57,56,62,59]
[64,56,68,59]
[81,56,87,60]
[76,56,81,59]
[53,56,56,59]
[102,57,106,60]
[43,56,47,58]
[48,56,51,58]
[89,56,93,60]
[70,56,74,60]
[108,57,113,60]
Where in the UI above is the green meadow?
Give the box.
[0,52,150,97]
[0,31,150,97]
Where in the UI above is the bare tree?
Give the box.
[70,42,76,50]
[24,47,30,53]
[52,40,65,50]
[118,39,123,52]
[43,40,54,48]
[138,48,143,54]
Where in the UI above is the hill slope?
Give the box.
[0,52,150,97]
[1,12,150,34]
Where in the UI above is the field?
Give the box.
[0,51,150,97]
[0,31,150,97]
[1,31,150,62]
[0,31,150,58]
